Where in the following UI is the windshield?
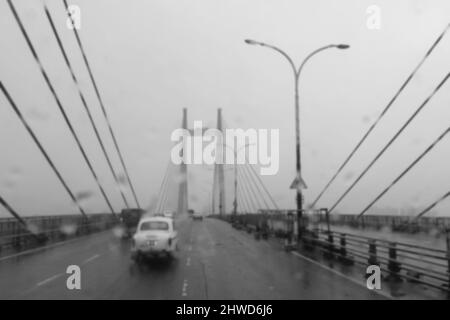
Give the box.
[140,221,169,231]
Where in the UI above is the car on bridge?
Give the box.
[192,212,203,221]
[131,216,178,261]
[119,208,145,239]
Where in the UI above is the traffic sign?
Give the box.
[290,174,307,190]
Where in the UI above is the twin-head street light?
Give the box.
[245,39,350,241]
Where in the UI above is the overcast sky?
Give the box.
[1,0,450,218]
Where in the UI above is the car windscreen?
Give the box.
[140,221,169,231]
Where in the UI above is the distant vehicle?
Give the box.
[131,216,178,261]
[188,209,195,216]
[192,212,203,221]
[163,211,175,219]
[120,208,145,239]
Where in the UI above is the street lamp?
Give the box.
[245,39,349,242]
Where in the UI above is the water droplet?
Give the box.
[411,194,421,204]
[76,190,93,200]
[362,115,371,123]
[112,226,125,238]
[117,173,128,187]
[380,225,392,234]
[27,108,50,122]
[60,223,77,236]
[75,190,94,206]
[343,171,354,181]
[27,223,40,234]
[2,166,22,189]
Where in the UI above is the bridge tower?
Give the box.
[214,108,226,215]
[177,108,189,215]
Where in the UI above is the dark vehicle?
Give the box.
[192,213,203,221]
[120,208,145,239]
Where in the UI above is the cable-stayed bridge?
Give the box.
[1,0,450,300]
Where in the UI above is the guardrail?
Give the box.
[302,228,450,292]
[318,213,450,235]
[219,213,450,294]
[0,214,117,256]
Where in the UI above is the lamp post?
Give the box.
[245,39,349,241]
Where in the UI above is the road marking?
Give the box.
[36,273,63,287]
[182,279,188,297]
[82,254,100,264]
[0,230,110,263]
[291,251,393,300]
[186,257,191,266]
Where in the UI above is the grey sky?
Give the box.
[1,0,450,217]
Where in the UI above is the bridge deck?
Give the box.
[0,217,387,299]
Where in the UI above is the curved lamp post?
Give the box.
[244,39,349,241]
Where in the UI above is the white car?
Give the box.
[131,216,178,260]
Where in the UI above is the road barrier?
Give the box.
[216,213,450,294]
[302,228,449,291]
[0,214,117,256]
[319,213,450,235]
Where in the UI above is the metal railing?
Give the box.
[0,214,117,255]
[318,213,450,234]
[302,228,450,292]
[219,213,450,294]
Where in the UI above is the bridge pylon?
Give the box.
[214,108,225,215]
[177,108,189,215]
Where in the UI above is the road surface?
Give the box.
[0,216,386,299]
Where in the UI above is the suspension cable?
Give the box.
[238,180,252,213]
[238,169,257,211]
[237,169,252,212]
[1,82,87,218]
[156,165,171,213]
[238,169,258,212]
[247,164,279,209]
[312,22,450,208]
[242,164,271,209]
[43,4,129,209]
[155,163,170,213]
[238,191,250,214]
[0,194,29,230]
[415,191,450,219]
[241,164,266,210]
[7,0,115,214]
[357,127,450,217]
[160,167,173,213]
[329,72,450,213]
[62,0,141,208]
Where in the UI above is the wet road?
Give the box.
[0,216,386,299]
